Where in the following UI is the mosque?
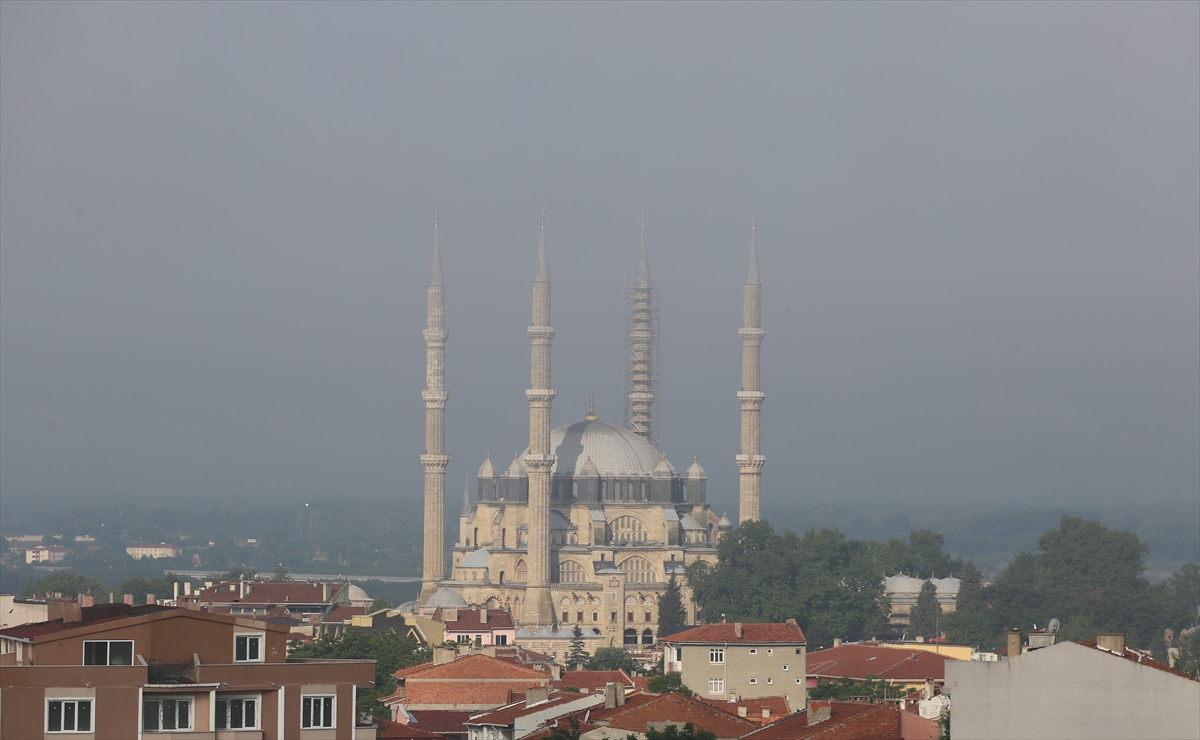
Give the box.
[416,212,767,648]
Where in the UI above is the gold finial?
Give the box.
[585,390,598,421]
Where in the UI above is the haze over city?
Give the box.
[2,1,1197,521]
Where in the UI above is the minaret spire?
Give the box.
[523,211,556,626]
[737,211,765,524]
[420,211,450,602]
[626,211,660,448]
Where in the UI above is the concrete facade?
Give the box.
[945,639,1200,740]
[662,621,806,709]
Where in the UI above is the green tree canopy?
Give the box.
[955,561,983,612]
[646,672,694,696]
[909,579,940,640]
[658,574,687,639]
[587,646,635,673]
[23,571,108,600]
[566,623,589,670]
[641,723,718,740]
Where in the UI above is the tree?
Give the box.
[809,676,901,701]
[956,561,983,613]
[543,719,584,740]
[646,672,694,696]
[290,629,430,718]
[587,647,635,673]
[910,579,940,640]
[369,597,392,613]
[23,571,107,600]
[270,564,292,582]
[658,574,687,639]
[566,623,589,670]
[642,723,718,740]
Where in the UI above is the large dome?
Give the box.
[522,419,663,478]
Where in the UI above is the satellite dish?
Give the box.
[1048,618,1061,635]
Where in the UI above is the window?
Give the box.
[796,678,803,684]
[749,648,757,655]
[235,634,263,662]
[708,678,724,694]
[611,611,618,623]
[796,648,803,654]
[767,678,773,685]
[558,560,586,584]
[628,611,635,622]
[456,634,469,643]
[645,610,652,623]
[767,648,773,655]
[749,677,758,684]
[83,640,134,666]
[592,612,599,622]
[215,697,258,730]
[609,516,648,544]
[496,635,508,646]
[618,556,658,584]
[577,611,584,622]
[710,647,724,664]
[143,697,191,732]
[302,695,335,729]
[563,611,570,623]
[782,664,788,671]
[47,699,92,733]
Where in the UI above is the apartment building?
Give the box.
[25,545,72,564]
[0,602,376,739]
[661,620,807,707]
[125,542,184,559]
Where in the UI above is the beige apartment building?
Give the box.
[661,620,807,710]
[125,542,183,559]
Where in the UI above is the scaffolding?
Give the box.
[624,269,660,450]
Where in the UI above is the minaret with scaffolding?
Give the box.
[625,210,660,449]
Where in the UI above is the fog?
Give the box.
[2,2,1197,521]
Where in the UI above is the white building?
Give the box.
[945,633,1200,739]
[24,545,71,564]
[125,542,183,559]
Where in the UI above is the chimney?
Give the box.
[734,622,743,639]
[173,582,180,601]
[923,678,935,700]
[738,706,747,717]
[833,638,842,648]
[480,607,488,624]
[550,663,562,680]
[184,581,192,596]
[603,682,625,709]
[433,646,457,665]
[762,708,771,719]
[146,594,156,605]
[721,614,727,623]
[239,581,246,599]
[1007,629,1022,659]
[525,687,549,707]
[124,594,134,606]
[443,608,458,623]
[1097,633,1126,655]
[322,582,330,601]
[81,591,94,608]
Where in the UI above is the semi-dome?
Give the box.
[883,575,925,594]
[424,588,468,608]
[521,418,664,478]
[935,577,960,594]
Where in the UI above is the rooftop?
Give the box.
[807,642,959,682]
[662,621,806,645]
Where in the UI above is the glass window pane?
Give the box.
[231,699,243,728]
[78,701,92,732]
[215,700,227,730]
[303,697,312,728]
[48,701,62,732]
[178,700,189,729]
[245,699,256,728]
[163,699,177,730]
[323,697,333,727]
[64,701,76,731]
[235,636,247,661]
[248,636,259,661]
[110,641,134,665]
[84,641,107,665]
[143,700,159,731]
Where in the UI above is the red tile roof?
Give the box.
[698,696,792,724]
[740,701,901,739]
[587,691,759,739]
[324,606,366,623]
[1075,640,1199,682]
[196,581,345,605]
[434,608,515,631]
[661,622,806,645]
[394,654,548,681]
[467,693,587,727]
[407,710,474,733]
[377,719,444,739]
[807,644,957,682]
[0,603,173,640]
[552,669,635,692]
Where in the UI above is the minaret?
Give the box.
[523,211,556,625]
[625,210,660,448]
[737,212,765,524]
[420,212,449,603]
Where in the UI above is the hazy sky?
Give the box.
[2,2,1197,521]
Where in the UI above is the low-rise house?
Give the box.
[552,668,636,694]
[698,695,792,725]
[437,606,516,646]
[661,619,807,706]
[0,602,376,739]
[384,652,553,714]
[125,542,183,559]
[739,699,921,739]
[196,579,362,617]
[583,689,760,740]
[806,642,960,694]
[25,545,72,564]
[466,688,606,739]
[945,632,1200,739]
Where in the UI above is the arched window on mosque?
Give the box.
[619,556,658,584]
[609,516,648,545]
[514,560,528,583]
[558,560,586,584]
